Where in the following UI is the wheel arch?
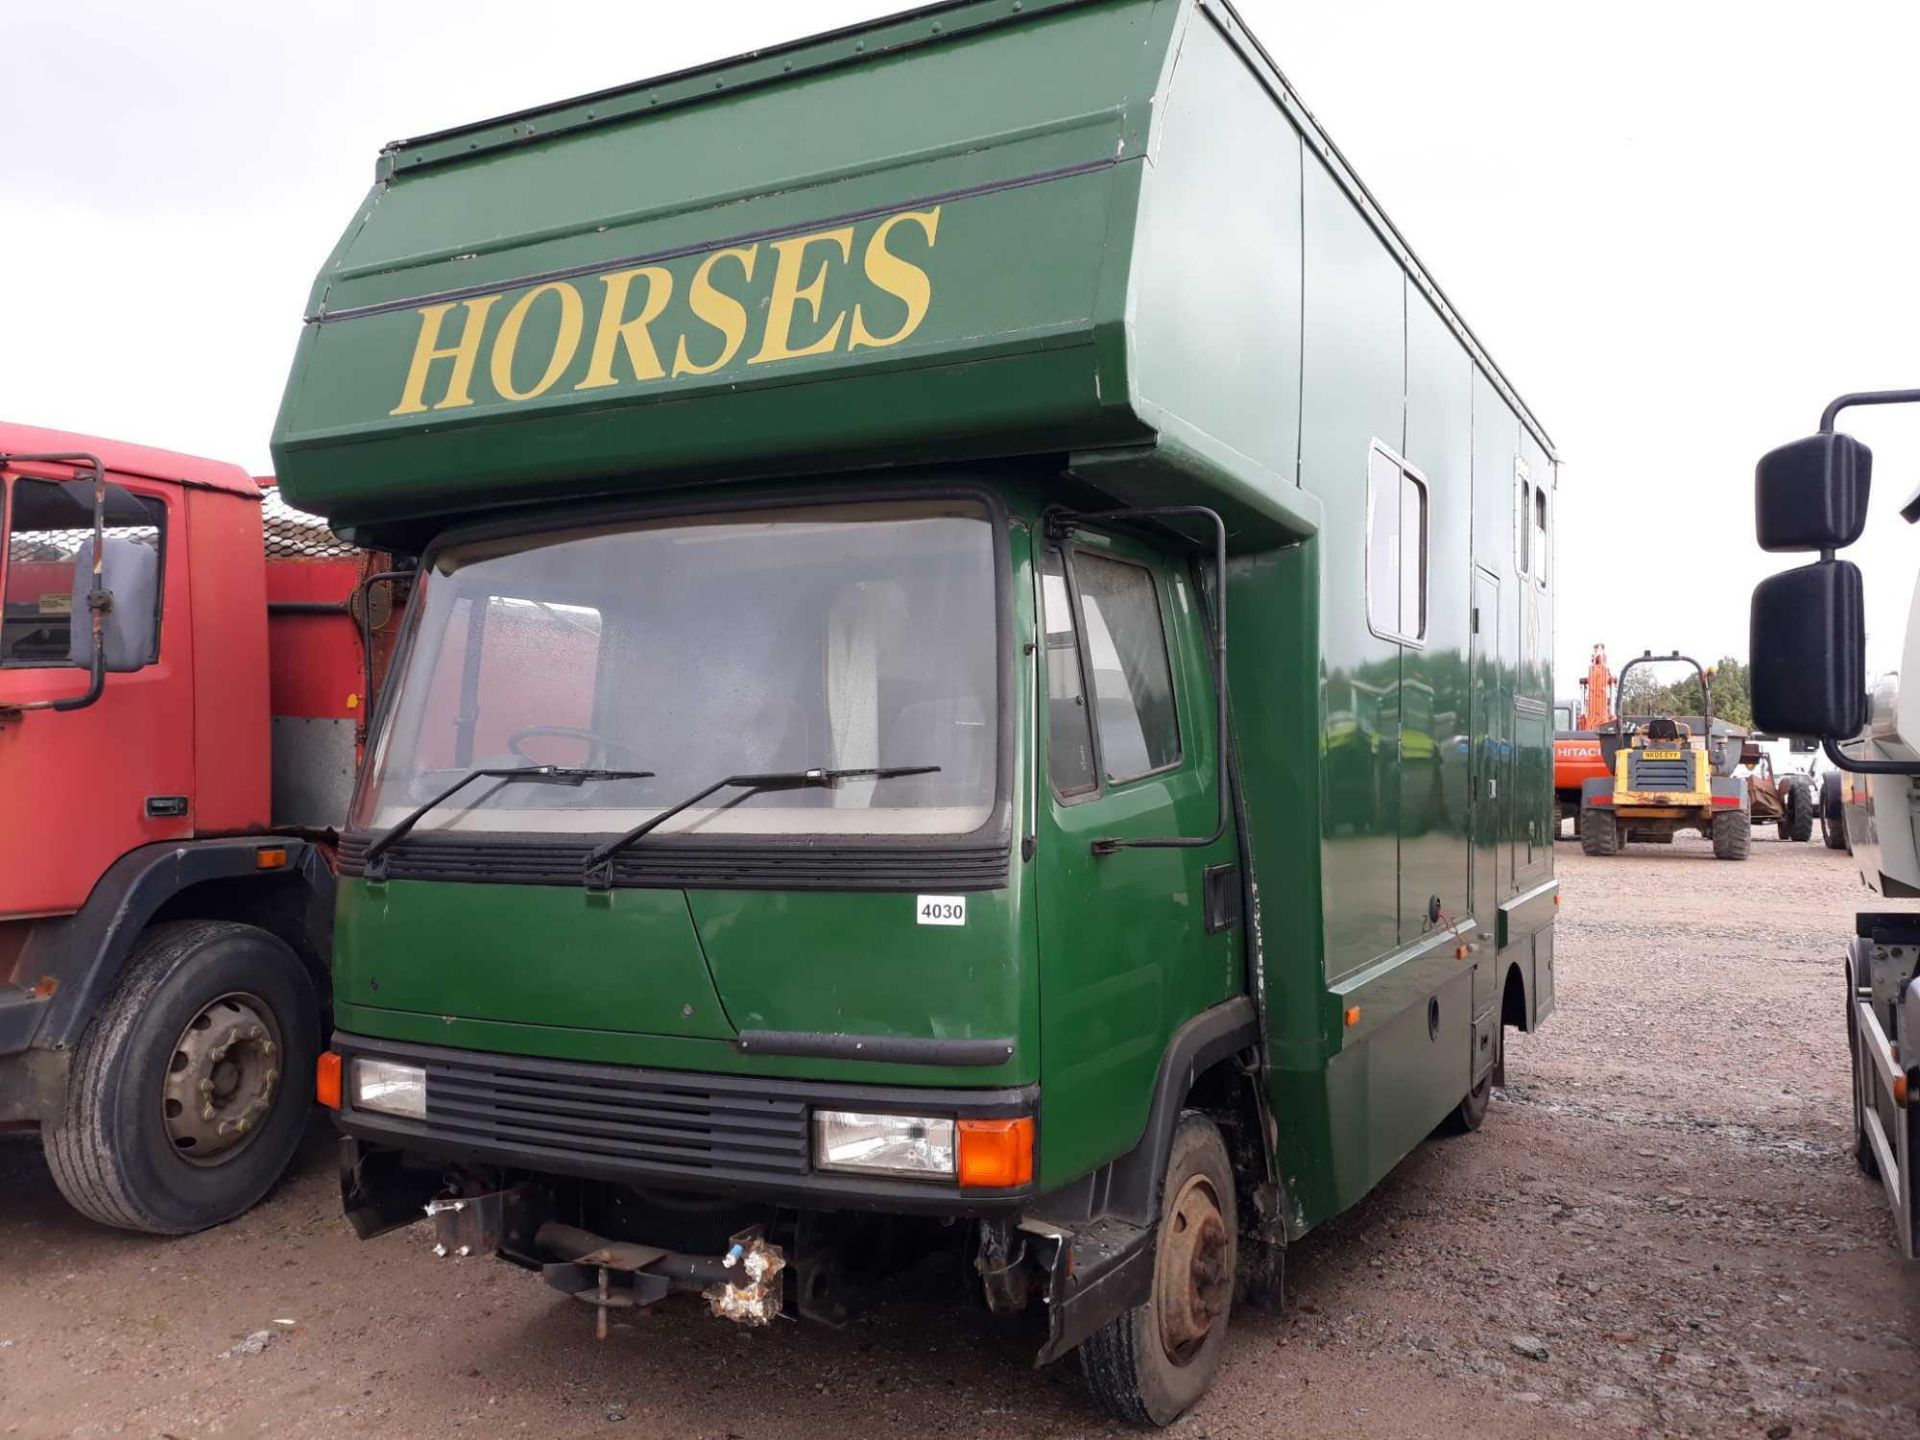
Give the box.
[1500,959,1533,1032]
[1031,998,1264,1231]
[16,838,332,1054]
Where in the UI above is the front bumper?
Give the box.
[331,1032,1038,1216]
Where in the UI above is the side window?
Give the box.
[1039,549,1097,796]
[2,477,165,668]
[1532,484,1549,587]
[1514,459,1533,579]
[1073,551,1180,782]
[1366,442,1429,645]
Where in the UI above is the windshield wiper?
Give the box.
[364,765,654,879]
[582,765,940,890]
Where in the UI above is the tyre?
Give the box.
[1579,805,1620,856]
[1441,1019,1503,1134]
[1784,781,1814,843]
[43,920,319,1235]
[1822,771,1849,851]
[1081,1113,1237,1426]
[1710,808,1752,861]
[1847,981,1880,1180]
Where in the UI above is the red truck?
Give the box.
[0,424,400,1232]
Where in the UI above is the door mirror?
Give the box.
[68,534,160,673]
[1755,432,1871,552]
[1750,558,1864,737]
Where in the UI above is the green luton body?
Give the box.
[277,0,1558,1419]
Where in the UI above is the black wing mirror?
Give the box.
[1755,432,1870,552]
[1750,558,1864,738]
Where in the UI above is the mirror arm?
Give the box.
[1822,737,1920,776]
[1819,388,1920,435]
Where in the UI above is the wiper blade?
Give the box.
[582,764,940,890]
[364,765,654,878]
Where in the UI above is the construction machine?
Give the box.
[1743,742,1817,842]
[1577,651,1752,859]
[1552,644,1615,832]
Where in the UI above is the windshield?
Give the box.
[355,499,1000,839]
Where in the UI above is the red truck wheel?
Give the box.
[43,920,319,1234]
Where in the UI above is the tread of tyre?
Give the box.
[1822,771,1849,851]
[1579,805,1620,856]
[1711,809,1752,861]
[43,919,317,1235]
[1848,985,1881,1180]
[1785,782,1814,843]
[1081,1113,1237,1427]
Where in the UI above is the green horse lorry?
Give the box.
[276,0,1559,1421]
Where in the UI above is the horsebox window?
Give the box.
[1366,442,1429,646]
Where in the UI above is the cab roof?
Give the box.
[0,421,258,498]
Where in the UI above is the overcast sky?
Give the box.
[6,0,1919,685]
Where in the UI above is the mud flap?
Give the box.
[340,1137,442,1240]
[1470,1005,1499,1088]
[1024,1215,1154,1366]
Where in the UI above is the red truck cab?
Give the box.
[0,424,397,1232]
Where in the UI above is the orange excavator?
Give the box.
[1554,645,1614,833]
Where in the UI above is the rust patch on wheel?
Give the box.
[161,993,282,1166]
[1156,1173,1230,1365]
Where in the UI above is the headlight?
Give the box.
[349,1058,427,1119]
[813,1110,955,1178]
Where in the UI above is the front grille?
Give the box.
[415,1048,809,1180]
[1627,753,1694,791]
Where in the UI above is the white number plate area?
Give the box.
[916,895,967,926]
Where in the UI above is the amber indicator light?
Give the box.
[957,1116,1034,1188]
[315,1051,343,1111]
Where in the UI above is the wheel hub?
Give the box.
[162,994,281,1165]
[1157,1174,1230,1363]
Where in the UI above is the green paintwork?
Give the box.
[292,0,1559,1234]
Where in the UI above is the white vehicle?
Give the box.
[1751,388,1920,1258]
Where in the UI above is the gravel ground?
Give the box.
[2,833,1915,1439]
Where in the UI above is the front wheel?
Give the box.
[43,920,319,1234]
[1711,809,1752,861]
[1081,1113,1237,1426]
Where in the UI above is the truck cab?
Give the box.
[0,425,392,1233]
[279,0,1558,1421]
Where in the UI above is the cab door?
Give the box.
[1032,531,1240,1186]
[0,471,193,918]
